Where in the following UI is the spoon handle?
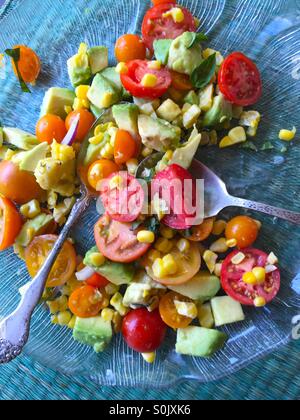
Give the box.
[0,191,91,364]
[230,196,300,225]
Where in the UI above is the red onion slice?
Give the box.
[61,113,80,145]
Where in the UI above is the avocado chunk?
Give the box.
[168,271,220,303]
[176,326,228,357]
[184,90,199,106]
[84,246,134,285]
[16,213,54,247]
[138,115,181,152]
[169,128,201,169]
[40,87,76,119]
[83,132,110,167]
[3,127,39,150]
[18,142,49,172]
[168,32,203,76]
[101,67,131,100]
[87,46,108,75]
[67,43,92,87]
[198,303,215,329]
[211,296,245,327]
[73,316,112,353]
[112,103,139,138]
[202,94,233,128]
[90,104,103,119]
[87,73,120,109]
[153,39,173,65]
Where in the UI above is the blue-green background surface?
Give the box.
[0,0,299,400]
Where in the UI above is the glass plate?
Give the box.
[0,0,300,387]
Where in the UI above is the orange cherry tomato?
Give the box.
[36,114,67,144]
[86,272,110,288]
[170,70,193,91]
[65,109,95,142]
[159,291,193,329]
[0,160,43,205]
[152,0,176,4]
[68,285,109,318]
[87,159,119,191]
[25,235,77,287]
[115,34,146,63]
[0,197,23,251]
[225,215,259,249]
[114,129,136,165]
[185,218,215,242]
[12,45,41,84]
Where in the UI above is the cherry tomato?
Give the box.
[221,248,281,306]
[185,218,215,242]
[122,308,167,353]
[120,59,172,99]
[65,109,95,142]
[0,160,43,205]
[86,272,110,288]
[152,164,197,230]
[225,216,259,249]
[0,197,23,251]
[142,4,196,51]
[69,285,108,318]
[159,291,193,329]
[218,52,262,106]
[146,242,201,285]
[114,130,137,165]
[170,70,193,91]
[115,34,146,63]
[87,159,120,191]
[100,172,145,223]
[12,45,41,84]
[25,235,77,287]
[36,114,67,144]
[152,0,176,5]
[94,216,151,263]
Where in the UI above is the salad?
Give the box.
[1,0,291,363]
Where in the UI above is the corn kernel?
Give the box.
[212,220,227,236]
[89,252,106,267]
[228,126,247,143]
[47,300,60,315]
[203,250,218,273]
[252,267,266,284]
[162,254,178,275]
[176,238,190,253]
[151,195,169,221]
[64,105,73,115]
[231,252,246,265]
[100,92,114,108]
[267,252,278,265]
[279,126,296,142]
[20,199,41,219]
[67,315,77,329]
[164,150,173,161]
[199,84,214,112]
[155,237,173,253]
[148,61,161,70]
[147,249,161,263]
[126,158,138,175]
[75,85,90,100]
[56,295,68,311]
[141,73,158,88]
[219,136,237,148]
[152,258,168,279]
[57,311,72,326]
[141,352,156,364]
[226,239,237,248]
[105,283,120,296]
[116,62,128,74]
[254,296,266,307]
[109,175,123,190]
[183,105,201,129]
[174,300,198,319]
[243,272,257,285]
[137,230,155,244]
[163,7,184,23]
[214,262,222,277]
[141,147,153,158]
[51,315,59,325]
[112,312,123,333]
[210,238,228,253]
[73,97,87,111]
[101,142,114,159]
[110,292,129,316]
[101,308,115,322]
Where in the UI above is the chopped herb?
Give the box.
[191,53,216,90]
[260,141,274,151]
[131,217,160,235]
[280,146,288,153]
[240,141,258,152]
[5,48,31,93]
[181,228,193,238]
[187,32,208,49]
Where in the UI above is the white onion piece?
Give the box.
[61,114,80,145]
[75,266,95,281]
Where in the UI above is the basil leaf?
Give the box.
[187,32,208,49]
[5,48,31,93]
[260,141,274,151]
[146,217,160,234]
[191,53,216,89]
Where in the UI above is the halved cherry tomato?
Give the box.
[65,109,95,142]
[146,242,201,285]
[115,34,146,63]
[159,291,193,329]
[100,172,145,223]
[221,248,281,306]
[218,52,262,106]
[25,235,77,287]
[12,45,41,84]
[0,197,23,251]
[225,215,259,249]
[170,70,193,91]
[152,0,176,5]
[36,114,67,144]
[86,272,110,288]
[0,160,43,205]
[114,130,137,165]
[122,308,167,353]
[185,218,215,242]
[87,159,119,191]
[94,216,151,263]
[142,4,196,51]
[68,285,108,318]
[152,164,197,230]
[120,59,172,99]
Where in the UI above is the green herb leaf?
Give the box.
[191,53,216,89]
[187,32,208,49]
[5,48,31,93]
[131,216,160,235]
[131,221,143,231]
[280,146,288,153]
[240,141,258,152]
[260,141,274,151]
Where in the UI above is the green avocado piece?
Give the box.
[168,271,221,303]
[87,46,108,75]
[73,316,112,353]
[153,39,173,65]
[67,49,92,88]
[83,132,110,166]
[176,326,228,357]
[202,94,233,128]
[169,129,201,169]
[19,142,49,172]
[87,73,120,109]
[168,32,203,76]
[138,115,181,152]
[112,103,139,138]
[16,213,54,247]
[211,296,245,327]
[84,246,134,285]
[90,104,103,119]
[40,87,76,119]
[184,90,199,106]
[3,127,39,150]
[101,67,131,100]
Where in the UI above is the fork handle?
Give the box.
[229,196,300,225]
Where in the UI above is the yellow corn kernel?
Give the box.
[254,296,266,308]
[231,252,246,265]
[209,238,228,253]
[51,140,75,161]
[105,283,120,296]
[20,199,41,219]
[57,311,72,326]
[203,250,218,274]
[174,300,198,319]
[219,136,237,148]
[141,352,156,364]
[164,150,174,161]
[116,62,128,75]
[155,237,173,253]
[162,254,178,275]
[56,295,68,312]
[267,252,278,265]
[141,147,153,158]
[110,292,129,316]
[141,73,158,88]
[100,92,113,108]
[73,97,86,111]
[101,142,114,159]
[47,300,60,315]
[279,126,297,142]
[226,239,238,248]
[163,7,185,23]
[239,111,261,131]
[176,238,190,253]
[75,85,90,100]
[51,315,59,325]
[181,103,192,114]
[228,126,247,143]
[126,158,138,175]
[183,105,201,129]
[67,315,77,329]
[112,312,123,333]
[89,252,106,267]
[199,84,214,112]
[212,220,227,236]
[242,272,257,285]
[148,60,161,70]
[214,262,222,277]
[137,230,155,244]
[152,258,168,279]
[109,175,123,190]
[147,249,161,263]
[252,267,266,284]
[101,308,115,322]
[160,226,174,240]
[64,105,73,115]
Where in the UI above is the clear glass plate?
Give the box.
[0,0,300,387]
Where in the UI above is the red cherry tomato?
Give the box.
[120,59,172,99]
[0,196,23,251]
[142,3,196,51]
[65,109,95,142]
[152,0,176,5]
[122,308,167,353]
[218,52,262,106]
[221,248,281,306]
[86,272,110,288]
